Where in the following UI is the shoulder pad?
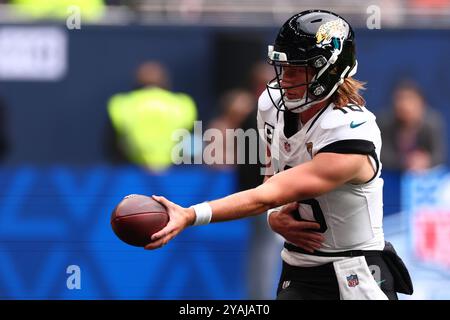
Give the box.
[258,86,281,112]
[320,105,376,130]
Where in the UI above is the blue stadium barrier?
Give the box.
[0,165,251,299]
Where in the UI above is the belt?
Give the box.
[284,242,382,257]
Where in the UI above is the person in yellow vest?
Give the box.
[11,0,105,21]
[106,62,197,171]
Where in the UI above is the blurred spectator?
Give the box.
[237,62,273,189]
[105,61,197,171]
[206,89,255,168]
[378,80,446,172]
[248,61,274,98]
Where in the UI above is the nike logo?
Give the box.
[350,121,366,128]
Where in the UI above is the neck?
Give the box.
[299,100,330,124]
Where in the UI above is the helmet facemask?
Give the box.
[266,51,332,113]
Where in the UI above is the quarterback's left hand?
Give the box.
[144,195,195,250]
[269,202,324,253]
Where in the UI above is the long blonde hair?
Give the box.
[332,77,366,108]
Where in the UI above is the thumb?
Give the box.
[151,223,174,241]
[281,202,299,213]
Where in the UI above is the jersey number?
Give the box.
[333,104,364,114]
[282,165,328,233]
[296,199,328,233]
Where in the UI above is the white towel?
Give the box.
[333,256,388,300]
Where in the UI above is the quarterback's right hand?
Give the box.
[268,202,325,253]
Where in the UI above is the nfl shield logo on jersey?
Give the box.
[347,274,359,287]
[284,141,291,152]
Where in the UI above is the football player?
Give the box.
[145,10,412,300]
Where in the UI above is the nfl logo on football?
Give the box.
[347,274,359,287]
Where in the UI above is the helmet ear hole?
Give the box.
[313,56,327,68]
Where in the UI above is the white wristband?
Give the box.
[190,202,212,226]
[267,205,283,225]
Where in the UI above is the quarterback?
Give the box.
[146,10,413,300]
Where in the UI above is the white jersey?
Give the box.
[257,88,385,267]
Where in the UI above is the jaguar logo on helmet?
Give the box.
[315,19,349,52]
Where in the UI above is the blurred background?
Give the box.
[0,0,449,300]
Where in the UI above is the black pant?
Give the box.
[276,254,398,300]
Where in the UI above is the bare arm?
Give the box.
[146,152,372,249]
[207,152,371,222]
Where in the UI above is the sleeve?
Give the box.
[318,139,376,155]
[316,107,381,182]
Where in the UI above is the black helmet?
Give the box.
[267,9,358,113]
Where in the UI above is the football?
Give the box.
[111,194,169,247]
